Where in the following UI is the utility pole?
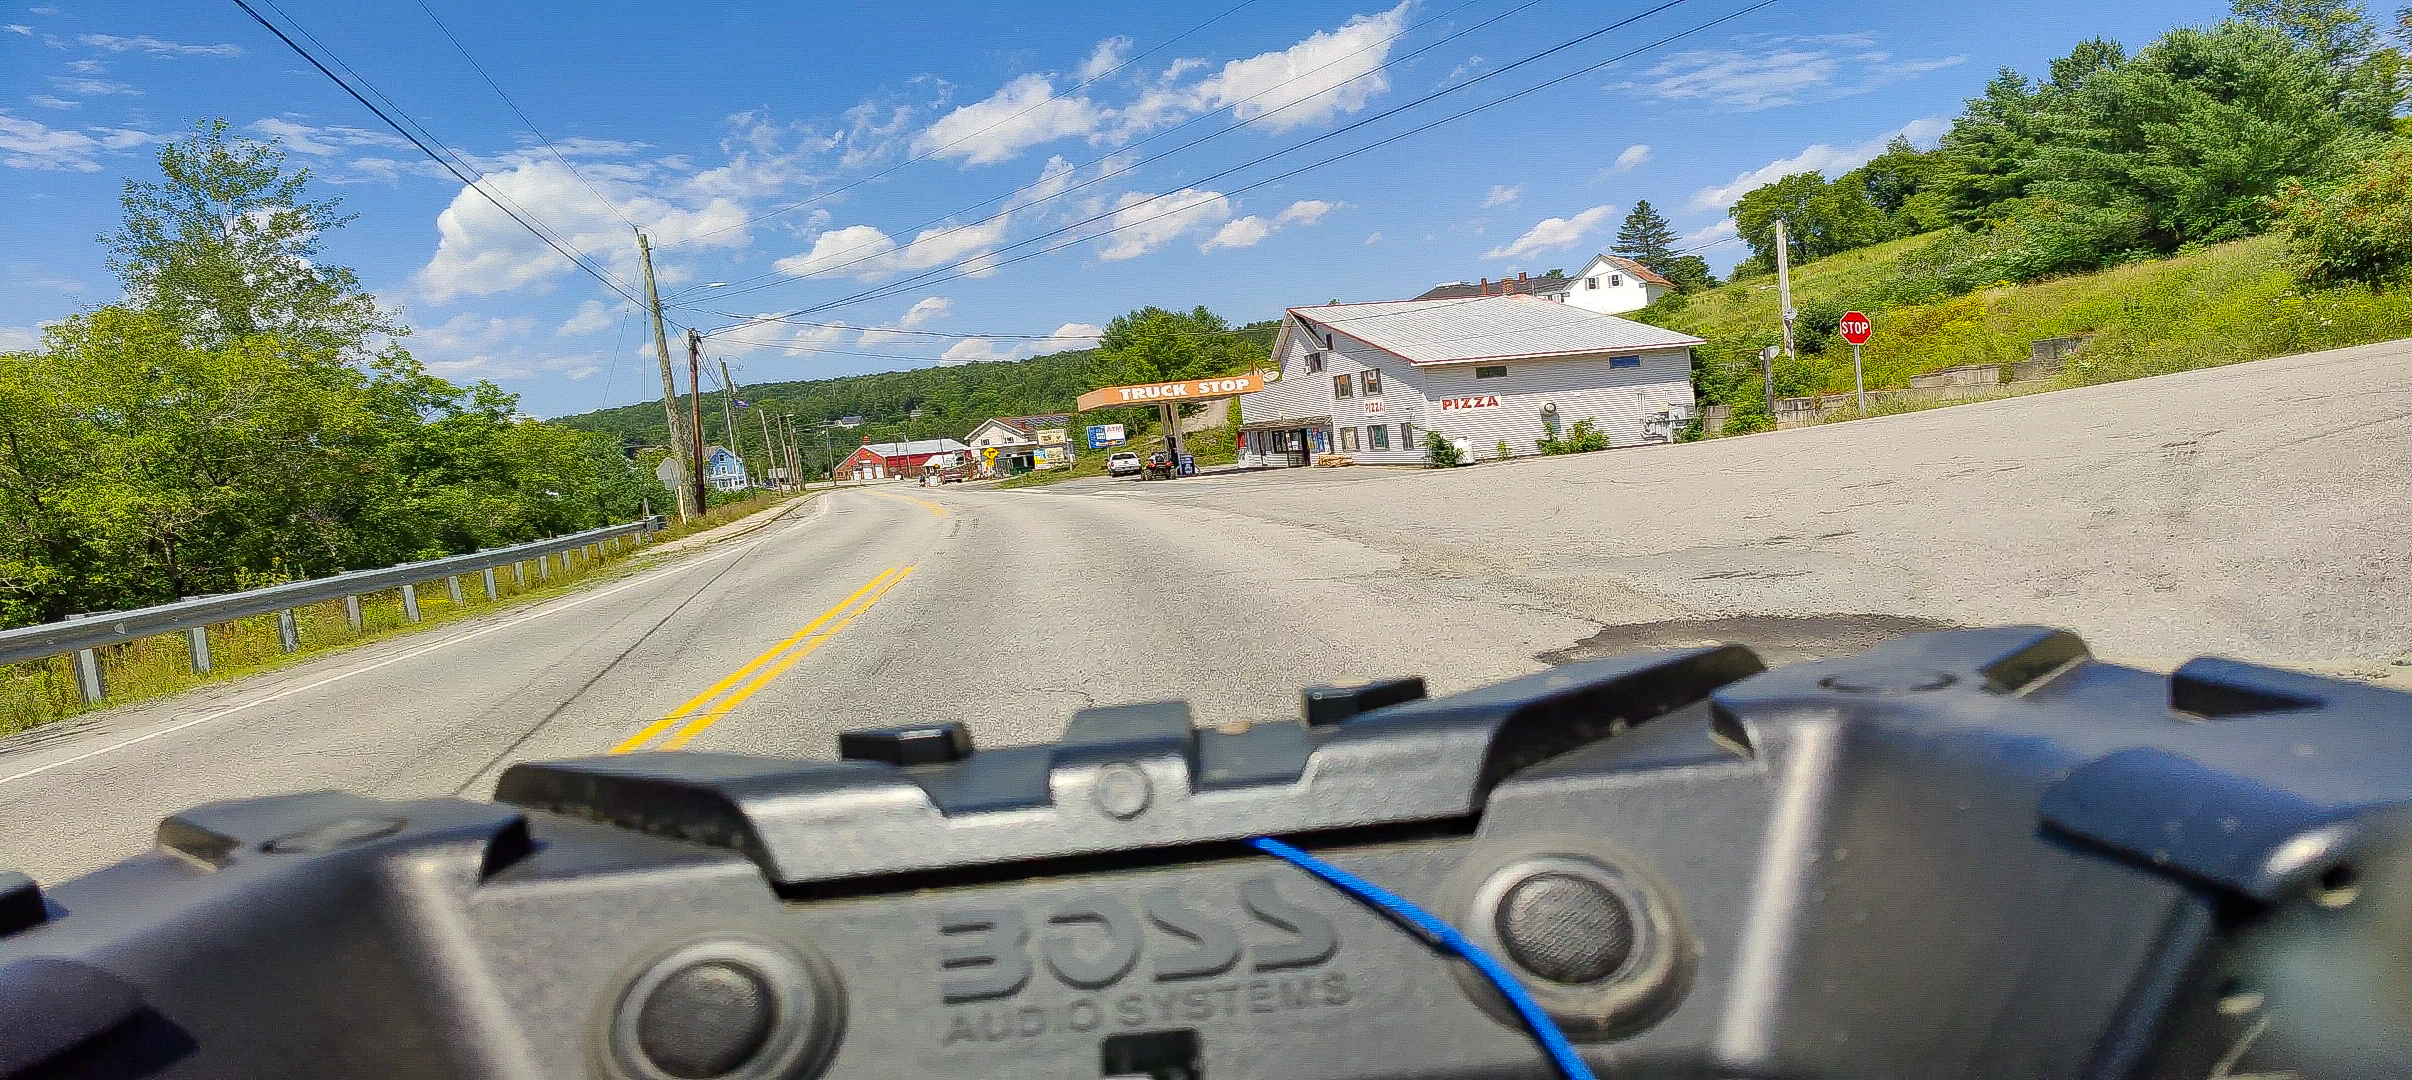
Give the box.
[755,400,778,489]
[687,329,709,515]
[637,230,693,522]
[717,359,744,486]
[1772,217,1798,418]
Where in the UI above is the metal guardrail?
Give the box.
[1,518,664,704]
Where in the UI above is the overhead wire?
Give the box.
[411,0,643,234]
[230,0,656,314]
[680,0,1534,306]
[721,0,1769,327]
[667,0,1264,250]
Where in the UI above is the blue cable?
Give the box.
[1246,836,1599,1080]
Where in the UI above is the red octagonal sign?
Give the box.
[1839,311,1873,345]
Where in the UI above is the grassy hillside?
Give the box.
[1640,233,2412,405]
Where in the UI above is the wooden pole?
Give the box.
[637,230,693,522]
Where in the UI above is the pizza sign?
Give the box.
[1436,395,1501,412]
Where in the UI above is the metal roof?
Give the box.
[860,438,969,457]
[1288,295,1704,365]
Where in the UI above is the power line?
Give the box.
[230,0,654,312]
[668,0,1263,250]
[720,0,1746,326]
[681,0,1530,305]
[411,0,642,234]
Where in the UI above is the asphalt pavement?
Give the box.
[4,339,2407,884]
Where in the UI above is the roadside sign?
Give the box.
[981,446,998,464]
[1075,374,1264,412]
[1087,423,1126,448]
[1840,311,1872,345]
[1839,311,1872,413]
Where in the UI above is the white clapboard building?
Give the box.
[1236,296,1706,466]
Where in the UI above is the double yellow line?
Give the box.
[868,490,948,516]
[612,566,915,754]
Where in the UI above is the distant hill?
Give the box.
[553,320,1279,476]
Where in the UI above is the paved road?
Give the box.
[4,340,2407,883]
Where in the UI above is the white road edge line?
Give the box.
[0,536,767,788]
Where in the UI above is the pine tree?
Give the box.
[1613,200,1679,269]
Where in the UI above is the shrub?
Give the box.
[1424,430,1463,467]
[1495,439,1513,461]
[1541,418,1611,454]
[2275,141,2412,287]
[1723,404,1775,436]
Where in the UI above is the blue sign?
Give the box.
[1087,423,1127,449]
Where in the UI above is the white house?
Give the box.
[654,445,749,493]
[1532,254,1672,315]
[963,414,1072,474]
[1236,296,1705,467]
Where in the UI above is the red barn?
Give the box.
[836,438,971,482]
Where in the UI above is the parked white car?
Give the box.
[1106,452,1143,477]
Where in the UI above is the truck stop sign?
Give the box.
[1840,311,1873,345]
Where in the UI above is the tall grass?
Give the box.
[1650,234,2412,403]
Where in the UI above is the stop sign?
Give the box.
[1839,311,1873,345]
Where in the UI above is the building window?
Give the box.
[1305,350,1325,372]
[1585,277,1599,289]
[1476,365,1507,379]
[1332,373,1352,398]
[1323,332,1335,349]
[1360,369,1381,395]
[1609,273,1623,286]
[1339,426,1360,451]
[1369,425,1390,450]
[1400,423,1415,449]
[1609,355,1641,369]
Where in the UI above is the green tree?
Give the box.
[2029,21,2388,248]
[1659,254,1716,292]
[104,119,395,355]
[2274,138,2412,283]
[1613,200,1679,269]
[1731,172,1891,268]
[2234,0,2382,68]
[1934,69,2049,225]
[1088,306,1263,387]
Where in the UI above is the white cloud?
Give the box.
[49,77,135,96]
[64,59,104,74]
[417,159,751,302]
[1683,218,1739,247]
[1099,188,1231,261]
[1186,2,1410,133]
[1200,216,1272,251]
[1686,116,1947,211]
[1080,36,1132,82]
[92,126,158,150]
[1276,199,1335,225]
[775,213,1012,280]
[939,337,1022,364]
[915,74,1102,166]
[1048,321,1104,349]
[28,95,76,110]
[3,25,30,35]
[339,156,454,183]
[1480,184,1521,209]
[936,320,1102,365]
[1483,204,1617,261]
[0,325,44,352]
[0,111,100,170]
[251,117,414,157]
[1364,231,1382,244]
[858,296,953,344]
[1111,2,1411,140]
[419,313,538,352]
[556,300,619,337]
[899,296,951,327]
[78,33,241,57]
[1623,34,1964,111]
[1609,144,1651,173]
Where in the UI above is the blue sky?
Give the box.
[4,0,2230,417]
